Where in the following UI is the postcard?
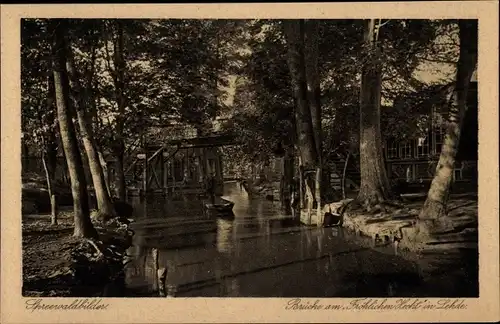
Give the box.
[1,2,499,323]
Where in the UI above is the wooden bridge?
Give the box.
[120,132,238,197]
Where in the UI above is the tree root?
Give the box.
[353,196,405,214]
[415,216,455,236]
[85,239,105,259]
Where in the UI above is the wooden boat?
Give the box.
[204,197,235,215]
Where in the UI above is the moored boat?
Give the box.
[204,197,235,215]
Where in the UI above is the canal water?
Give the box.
[124,182,478,298]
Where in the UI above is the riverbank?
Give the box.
[339,193,478,253]
[245,176,478,254]
[22,212,134,297]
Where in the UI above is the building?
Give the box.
[384,75,478,184]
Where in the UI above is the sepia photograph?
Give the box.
[1,2,499,323]
[19,17,480,299]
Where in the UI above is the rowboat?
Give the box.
[204,197,235,215]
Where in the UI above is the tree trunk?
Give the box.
[283,20,318,168]
[45,138,59,225]
[89,68,111,198]
[98,150,112,198]
[50,19,97,238]
[66,45,116,219]
[418,20,478,228]
[42,151,58,225]
[60,148,70,184]
[284,20,319,224]
[357,19,394,209]
[304,172,314,224]
[281,148,295,213]
[298,157,305,209]
[342,152,351,200]
[42,74,59,225]
[114,149,127,201]
[113,20,127,202]
[304,20,322,162]
[314,166,322,225]
[304,19,323,226]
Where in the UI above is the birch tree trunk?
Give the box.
[50,19,97,238]
[42,75,59,225]
[418,20,478,230]
[342,152,351,200]
[357,19,394,209]
[42,150,58,225]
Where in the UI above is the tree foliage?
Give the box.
[21,18,464,202]
[21,19,59,155]
[227,20,295,165]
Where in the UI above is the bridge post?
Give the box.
[142,150,148,197]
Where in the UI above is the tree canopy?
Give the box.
[22,18,461,177]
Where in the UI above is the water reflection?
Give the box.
[216,218,234,254]
[124,182,478,298]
